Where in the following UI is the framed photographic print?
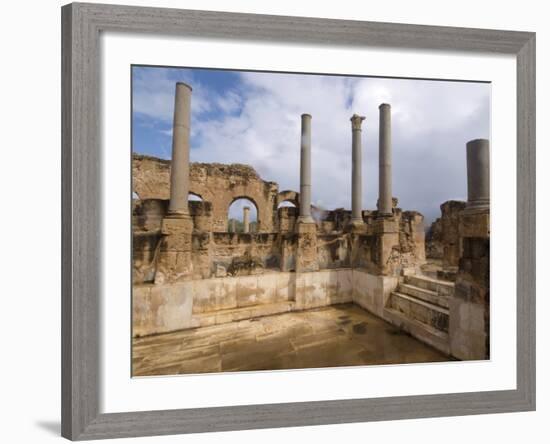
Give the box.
[61,2,535,440]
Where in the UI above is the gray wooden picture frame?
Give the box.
[61,2,536,440]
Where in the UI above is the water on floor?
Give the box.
[132,303,451,376]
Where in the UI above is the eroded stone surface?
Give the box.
[133,155,427,284]
[133,154,278,233]
[426,200,466,267]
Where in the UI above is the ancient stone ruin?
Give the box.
[133,81,490,362]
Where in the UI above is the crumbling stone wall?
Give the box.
[450,209,490,360]
[426,200,467,267]
[398,210,426,264]
[426,216,444,259]
[133,154,279,232]
[132,155,428,284]
[209,233,281,276]
[277,207,297,233]
[316,234,351,269]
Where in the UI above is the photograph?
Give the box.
[131,65,491,377]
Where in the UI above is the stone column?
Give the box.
[295,114,318,273]
[156,82,195,283]
[378,103,393,216]
[298,114,314,223]
[243,206,250,233]
[449,139,490,359]
[372,106,398,275]
[230,219,236,233]
[350,114,366,226]
[168,82,192,216]
[466,139,490,210]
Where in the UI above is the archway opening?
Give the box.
[277,200,296,209]
[228,198,258,233]
[188,193,203,202]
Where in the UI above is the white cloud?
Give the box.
[133,68,220,122]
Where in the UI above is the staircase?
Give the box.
[384,274,454,355]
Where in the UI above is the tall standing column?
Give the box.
[168,82,192,216]
[298,114,314,224]
[450,138,490,360]
[230,219,236,233]
[466,139,490,210]
[350,114,366,225]
[243,206,250,233]
[378,103,393,216]
[295,113,318,274]
[156,82,195,283]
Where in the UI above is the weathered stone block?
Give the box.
[192,277,237,313]
[295,271,328,310]
[372,218,398,234]
[256,273,278,304]
[295,222,319,272]
[352,270,398,318]
[161,215,193,236]
[459,210,490,238]
[449,279,489,360]
[276,272,296,301]
[132,282,193,337]
[236,275,259,307]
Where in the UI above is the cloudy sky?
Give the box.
[132,66,490,225]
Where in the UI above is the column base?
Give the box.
[348,218,367,235]
[349,217,365,226]
[166,209,190,218]
[466,199,490,210]
[296,215,315,224]
[464,201,490,213]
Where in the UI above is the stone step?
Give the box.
[383,307,450,355]
[389,291,449,332]
[405,274,454,296]
[398,283,449,309]
[420,269,439,280]
[191,301,295,329]
[437,269,457,282]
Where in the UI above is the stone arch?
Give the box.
[278,200,296,209]
[277,190,300,208]
[192,170,276,231]
[228,196,259,224]
[227,197,259,233]
[188,192,203,201]
[132,156,278,232]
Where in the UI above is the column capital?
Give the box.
[350,114,366,131]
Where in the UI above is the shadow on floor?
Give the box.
[35,421,60,436]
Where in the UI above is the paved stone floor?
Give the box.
[132,303,450,376]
